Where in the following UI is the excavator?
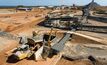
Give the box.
[7,28,71,62]
[8,28,70,61]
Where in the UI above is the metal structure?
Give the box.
[44,16,78,29]
[7,28,71,62]
[82,0,95,23]
[52,33,71,52]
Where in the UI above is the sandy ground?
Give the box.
[0,9,52,65]
[56,58,93,65]
[77,31,107,40]
[0,9,51,32]
[0,9,107,65]
[0,40,18,65]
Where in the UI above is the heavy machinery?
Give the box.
[81,0,95,23]
[7,31,45,61]
[7,28,71,62]
[8,38,44,61]
[11,44,31,60]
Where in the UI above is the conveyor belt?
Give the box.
[78,25,107,32]
[52,33,71,52]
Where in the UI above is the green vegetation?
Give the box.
[96,10,106,14]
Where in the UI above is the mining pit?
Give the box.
[0,7,107,65]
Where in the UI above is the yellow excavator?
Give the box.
[7,28,56,61]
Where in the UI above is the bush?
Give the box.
[96,10,106,14]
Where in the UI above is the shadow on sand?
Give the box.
[6,55,19,63]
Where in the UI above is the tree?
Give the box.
[17,5,24,8]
